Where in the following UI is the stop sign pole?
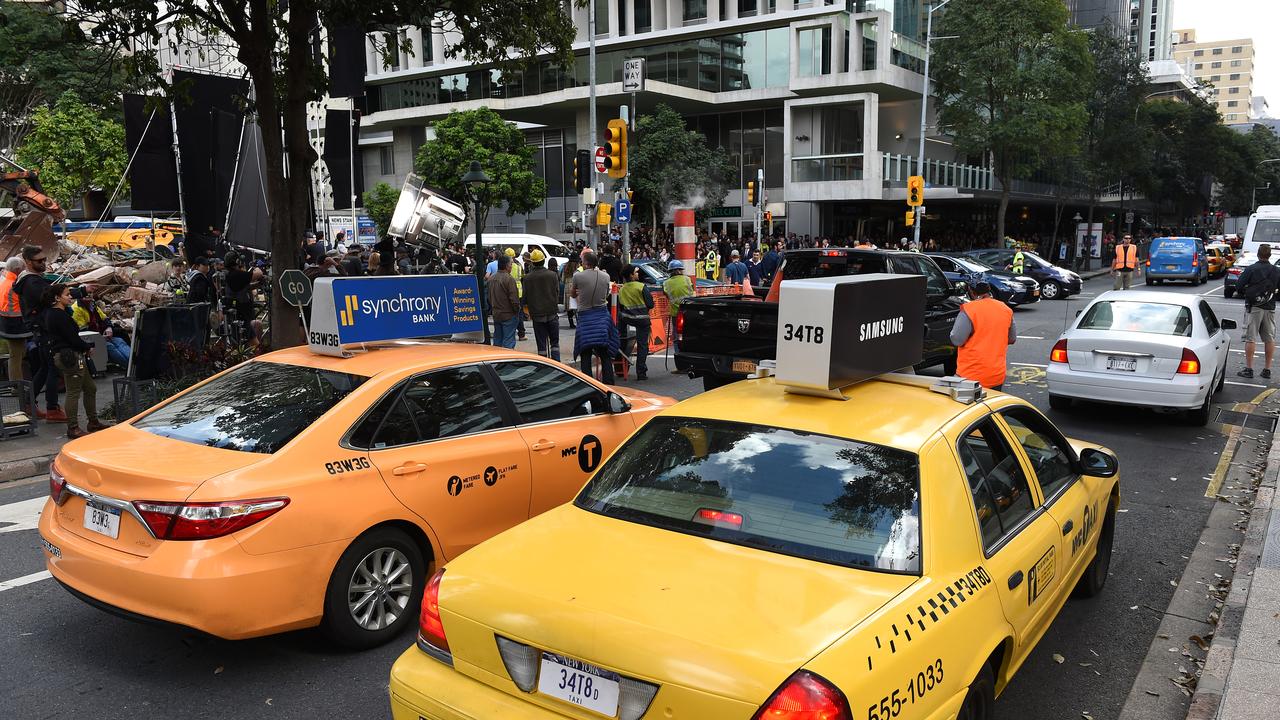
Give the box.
[278,269,313,336]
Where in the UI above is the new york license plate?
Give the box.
[83,500,121,539]
[1106,356,1137,372]
[537,652,621,717]
[731,360,757,374]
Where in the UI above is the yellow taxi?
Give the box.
[389,275,1120,720]
[39,274,675,648]
[1206,242,1235,277]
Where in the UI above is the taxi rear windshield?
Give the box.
[132,361,368,453]
[575,418,921,573]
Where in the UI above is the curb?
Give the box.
[1186,425,1280,719]
[0,454,55,486]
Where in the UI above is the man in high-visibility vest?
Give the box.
[1112,234,1139,290]
[950,281,1017,390]
[1010,244,1025,275]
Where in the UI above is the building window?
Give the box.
[1227,100,1239,107]
[1232,46,1243,53]
[617,0,627,34]
[798,26,832,77]
[1231,59,1242,67]
[1211,75,1220,81]
[1195,63,1203,69]
[739,0,757,17]
[684,0,707,23]
[1212,47,1223,55]
[1212,61,1222,68]
[635,0,652,33]
[1194,49,1204,56]
[1230,73,1241,80]
[1227,113,1238,120]
[1229,87,1240,94]
[379,146,395,175]
[594,0,610,35]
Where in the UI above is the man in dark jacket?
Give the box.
[488,255,521,349]
[13,245,62,421]
[187,256,214,304]
[523,249,561,360]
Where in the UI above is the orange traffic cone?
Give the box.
[740,275,752,297]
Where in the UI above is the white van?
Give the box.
[1241,206,1280,256]
[463,233,574,264]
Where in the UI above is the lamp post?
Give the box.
[913,0,954,248]
[1253,159,1280,209]
[462,160,493,344]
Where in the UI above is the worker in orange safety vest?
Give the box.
[1113,234,1139,290]
[950,281,1016,390]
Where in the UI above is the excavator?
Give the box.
[0,155,64,261]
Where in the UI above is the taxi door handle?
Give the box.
[1008,571,1024,591]
[1061,520,1074,536]
[531,440,557,451]
[392,463,427,476]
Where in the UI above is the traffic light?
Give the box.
[626,188,633,202]
[907,175,924,207]
[596,202,612,227]
[747,181,756,207]
[905,210,915,227]
[573,149,590,192]
[764,211,772,223]
[604,119,627,179]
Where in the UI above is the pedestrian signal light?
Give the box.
[907,175,924,207]
[596,202,612,227]
[905,211,914,227]
[764,211,773,223]
[573,149,589,192]
[747,181,756,206]
[605,119,627,179]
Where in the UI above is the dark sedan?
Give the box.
[962,248,1082,300]
[928,253,1041,306]
[633,258,725,288]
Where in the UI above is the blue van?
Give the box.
[1145,236,1208,285]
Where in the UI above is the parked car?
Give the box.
[632,258,724,289]
[1226,206,1280,298]
[928,252,1041,306]
[962,248,1082,300]
[1144,236,1208,285]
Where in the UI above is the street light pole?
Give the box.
[462,160,493,344]
[914,0,952,249]
[588,0,598,251]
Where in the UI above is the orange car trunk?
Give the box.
[52,425,266,557]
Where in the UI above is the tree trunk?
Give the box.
[996,184,1010,246]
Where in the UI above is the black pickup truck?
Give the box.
[674,248,963,390]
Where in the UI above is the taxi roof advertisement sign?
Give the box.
[308,275,482,356]
[775,274,925,391]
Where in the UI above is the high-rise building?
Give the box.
[1064,0,1129,37]
[1065,0,1173,62]
[1172,29,1257,124]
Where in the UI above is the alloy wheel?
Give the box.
[347,547,414,631]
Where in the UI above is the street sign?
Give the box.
[594,146,607,174]
[279,269,313,308]
[616,199,632,224]
[623,58,645,92]
[1125,211,1135,225]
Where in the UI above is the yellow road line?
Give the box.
[1204,388,1276,498]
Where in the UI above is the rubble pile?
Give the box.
[53,239,181,330]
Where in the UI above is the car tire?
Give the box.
[1186,383,1214,426]
[1049,394,1072,411]
[1073,506,1115,599]
[321,527,427,650]
[1041,280,1062,300]
[1224,287,1235,299]
[957,663,995,720]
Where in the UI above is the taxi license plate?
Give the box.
[1106,356,1137,372]
[732,360,757,374]
[40,537,61,558]
[1032,289,1040,297]
[537,652,620,716]
[83,500,121,539]
[1165,265,1179,271]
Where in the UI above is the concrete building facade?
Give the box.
[1172,29,1257,123]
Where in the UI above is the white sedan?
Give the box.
[1047,290,1236,425]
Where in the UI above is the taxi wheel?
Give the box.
[321,528,426,649]
[1073,508,1115,599]
[1041,281,1061,300]
[957,664,995,720]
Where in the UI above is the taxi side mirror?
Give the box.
[1222,318,1238,330]
[1078,448,1118,478]
[607,391,631,414]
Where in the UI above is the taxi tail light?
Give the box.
[751,670,851,720]
[132,497,289,540]
[419,570,451,657]
[694,507,744,529]
[1050,339,1069,364]
[1177,348,1201,375]
[49,463,67,504]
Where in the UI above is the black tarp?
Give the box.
[172,70,250,234]
[123,95,180,211]
[131,303,212,381]
[329,24,366,98]
[226,121,272,252]
[324,109,363,210]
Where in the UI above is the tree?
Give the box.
[1078,29,1149,239]
[16,91,127,207]
[71,1,579,348]
[413,107,546,232]
[931,0,1092,243]
[0,4,128,155]
[1216,126,1280,215]
[1135,99,1242,223]
[362,181,398,237]
[629,104,734,230]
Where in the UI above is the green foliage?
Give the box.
[413,107,547,229]
[1136,100,1245,219]
[629,104,734,227]
[1216,126,1280,214]
[362,181,399,237]
[931,0,1091,242]
[1080,30,1150,194]
[16,91,127,206]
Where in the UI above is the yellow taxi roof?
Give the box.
[252,341,531,377]
[666,375,978,453]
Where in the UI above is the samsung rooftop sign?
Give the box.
[308,275,483,356]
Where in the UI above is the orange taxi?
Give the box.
[38,342,673,648]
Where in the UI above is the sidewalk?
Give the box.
[1188,395,1280,719]
[0,374,116,486]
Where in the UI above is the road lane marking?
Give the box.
[1016,335,1045,340]
[1012,362,1048,368]
[1198,285,1224,297]
[0,496,46,535]
[1205,388,1275,497]
[1225,381,1267,388]
[0,570,51,593]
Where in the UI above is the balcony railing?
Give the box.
[882,153,993,191]
[792,153,864,182]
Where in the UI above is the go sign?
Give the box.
[279,269,313,307]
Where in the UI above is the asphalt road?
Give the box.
[0,271,1262,719]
